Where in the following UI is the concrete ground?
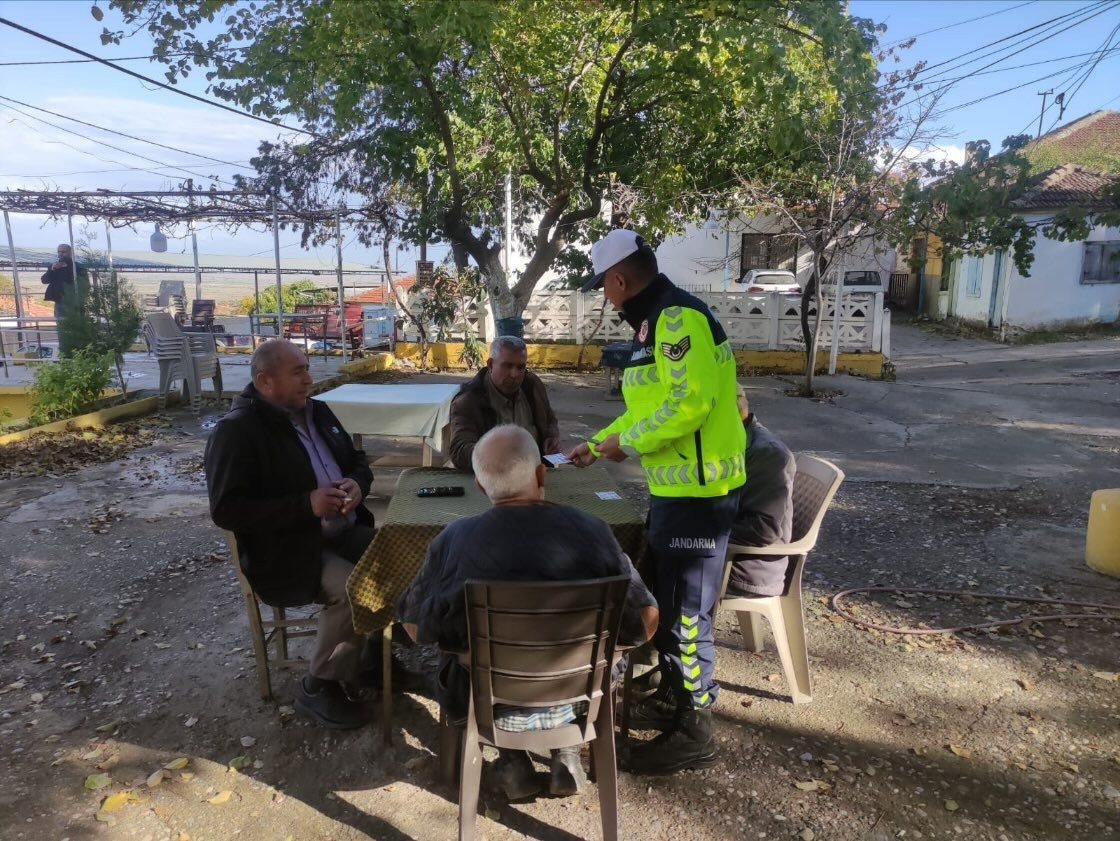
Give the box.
[0,320,1118,841]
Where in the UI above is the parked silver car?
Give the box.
[738,269,802,294]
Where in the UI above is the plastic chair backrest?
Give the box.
[788,454,845,545]
[464,576,629,745]
[146,311,184,341]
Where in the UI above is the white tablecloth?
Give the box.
[317,383,459,451]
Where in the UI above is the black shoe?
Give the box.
[624,682,679,731]
[630,664,663,701]
[549,746,587,796]
[625,708,717,775]
[295,677,370,730]
[491,750,543,800]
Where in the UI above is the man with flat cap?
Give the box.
[566,229,746,776]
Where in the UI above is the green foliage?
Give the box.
[0,273,13,296]
[1026,140,1120,177]
[29,349,114,425]
[106,0,880,318]
[239,280,333,315]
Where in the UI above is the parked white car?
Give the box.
[824,270,885,294]
[737,269,802,294]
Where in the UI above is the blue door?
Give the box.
[988,250,1004,326]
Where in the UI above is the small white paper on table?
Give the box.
[595,491,622,500]
[544,453,571,466]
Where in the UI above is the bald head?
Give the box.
[251,340,312,411]
[472,425,545,502]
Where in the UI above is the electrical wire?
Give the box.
[1061,22,1120,111]
[880,0,1038,48]
[0,93,250,169]
[0,100,235,188]
[0,16,317,138]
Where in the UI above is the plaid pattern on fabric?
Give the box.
[494,701,590,732]
[346,467,647,635]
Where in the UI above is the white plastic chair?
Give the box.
[718,454,845,704]
[145,313,222,413]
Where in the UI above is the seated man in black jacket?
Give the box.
[398,424,657,799]
[447,336,560,471]
[205,340,375,729]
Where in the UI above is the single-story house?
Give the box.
[945,165,1120,330]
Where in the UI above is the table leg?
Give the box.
[352,433,363,451]
[381,624,392,745]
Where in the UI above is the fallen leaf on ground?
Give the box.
[164,757,189,771]
[99,791,130,813]
[948,744,972,758]
[944,799,960,812]
[207,790,233,805]
[764,673,781,682]
[794,780,830,792]
[1092,671,1118,682]
[146,770,168,788]
[227,756,250,771]
[94,720,121,733]
[84,773,111,790]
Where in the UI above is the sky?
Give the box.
[0,0,1118,268]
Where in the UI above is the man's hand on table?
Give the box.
[311,486,349,518]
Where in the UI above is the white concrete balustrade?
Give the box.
[400,289,890,358]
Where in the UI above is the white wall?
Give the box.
[655,222,733,288]
[1005,217,1120,328]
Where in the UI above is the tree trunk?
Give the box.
[801,249,830,395]
[383,234,429,369]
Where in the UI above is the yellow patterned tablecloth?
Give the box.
[347,466,646,634]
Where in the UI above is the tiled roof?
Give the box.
[346,275,415,304]
[1036,109,1120,157]
[1012,164,1120,210]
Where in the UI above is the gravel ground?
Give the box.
[1,362,1118,841]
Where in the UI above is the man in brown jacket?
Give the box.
[448,336,560,472]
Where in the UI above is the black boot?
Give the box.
[624,680,678,731]
[625,708,717,775]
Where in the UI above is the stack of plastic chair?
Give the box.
[145,312,222,413]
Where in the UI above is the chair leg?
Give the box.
[458,720,483,841]
[244,594,272,701]
[275,607,290,660]
[619,652,637,740]
[737,610,766,653]
[591,693,620,841]
[769,598,812,704]
[381,624,393,746]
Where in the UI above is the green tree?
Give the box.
[106,0,881,320]
[238,280,333,315]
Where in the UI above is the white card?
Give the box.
[544,453,571,466]
[595,491,622,500]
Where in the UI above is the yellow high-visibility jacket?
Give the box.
[590,275,746,498]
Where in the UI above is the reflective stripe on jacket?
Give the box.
[592,275,745,498]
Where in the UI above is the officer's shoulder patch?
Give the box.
[660,336,691,361]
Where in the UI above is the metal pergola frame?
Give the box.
[1,187,382,364]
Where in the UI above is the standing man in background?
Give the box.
[566,229,746,775]
[41,243,76,318]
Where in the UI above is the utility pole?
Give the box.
[1036,89,1054,139]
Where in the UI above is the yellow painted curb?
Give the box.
[340,353,395,375]
[0,396,161,445]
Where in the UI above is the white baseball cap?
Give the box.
[580,229,653,292]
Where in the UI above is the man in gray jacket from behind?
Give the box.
[725,387,797,597]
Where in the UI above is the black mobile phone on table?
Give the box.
[416,486,465,498]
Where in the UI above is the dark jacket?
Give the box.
[447,368,559,472]
[204,383,374,606]
[41,258,76,303]
[727,416,796,597]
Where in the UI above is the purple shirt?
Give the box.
[292,403,355,537]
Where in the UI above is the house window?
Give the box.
[966,258,982,297]
[939,256,951,292]
[739,233,798,276]
[1081,241,1120,284]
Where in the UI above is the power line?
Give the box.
[0,16,316,138]
[1061,22,1120,111]
[0,46,249,67]
[0,101,235,187]
[0,93,251,169]
[882,1,1038,48]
